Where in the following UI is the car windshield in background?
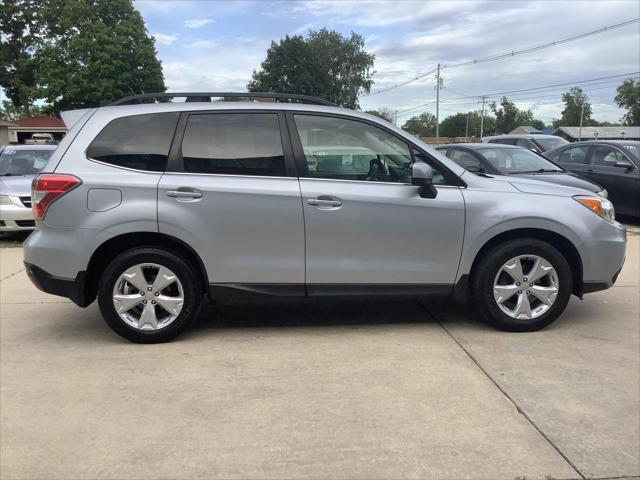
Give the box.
[533,136,568,151]
[0,149,53,176]
[478,147,563,174]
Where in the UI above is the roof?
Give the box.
[11,116,66,128]
[553,126,640,139]
[437,143,520,149]
[511,126,542,134]
[0,119,17,127]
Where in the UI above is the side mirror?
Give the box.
[614,160,633,170]
[412,163,437,199]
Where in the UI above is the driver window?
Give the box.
[293,114,413,183]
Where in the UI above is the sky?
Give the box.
[137,0,640,125]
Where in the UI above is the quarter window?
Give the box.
[87,113,179,172]
[181,113,286,176]
[293,114,413,183]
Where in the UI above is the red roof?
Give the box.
[0,119,17,127]
[13,116,65,128]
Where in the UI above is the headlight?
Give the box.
[0,195,12,205]
[574,195,615,223]
[597,189,608,199]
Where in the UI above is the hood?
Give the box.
[509,171,602,194]
[0,175,34,197]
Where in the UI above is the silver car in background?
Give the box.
[0,144,56,231]
[22,93,626,343]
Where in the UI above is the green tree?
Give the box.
[248,29,375,109]
[614,78,640,126]
[439,111,497,137]
[401,112,437,137]
[0,100,42,120]
[0,0,165,115]
[490,97,538,133]
[366,107,394,123]
[560,87,592,126]
[530,119,547,131]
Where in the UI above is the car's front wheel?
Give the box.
[97,248,202,343]
[472,239,573,332]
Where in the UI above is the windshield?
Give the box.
[0,148,53,176]
[532,136,568,151]
[477,147,563,174]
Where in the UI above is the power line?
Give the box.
[364,17,639,96]
[394,73,638,117]
[444,17,639,69]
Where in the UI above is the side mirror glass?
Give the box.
[411,163,437,199]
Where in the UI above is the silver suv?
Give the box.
[24,93,626,343]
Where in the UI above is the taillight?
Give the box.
[32,174,81,220]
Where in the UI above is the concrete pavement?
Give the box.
[0,234,638,479]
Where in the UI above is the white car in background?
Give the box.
[0,144,56,231]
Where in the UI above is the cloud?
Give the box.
[184,19,215,29]
[153,33,177,45]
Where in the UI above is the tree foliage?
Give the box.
[248,29,375,109]
[439,111,496,137]
[401,112,437,137]
[0,0,165,115]
[366,107,394,123]
[560,87,592,126]
[614,78,640,126]
[0,100,42,120]
[490,97,539,134]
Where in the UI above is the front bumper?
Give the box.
[579,219,627,294]
[0,199,35,231]
[24,262,91,307]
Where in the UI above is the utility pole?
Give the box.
[435,63,441,141]
[479,96,486,138]
[578,101,585,141]
[465,113,469,140]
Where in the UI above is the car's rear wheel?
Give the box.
[98,248,202,343]
[472,239,572,332]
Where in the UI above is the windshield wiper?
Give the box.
[509,169,562,174]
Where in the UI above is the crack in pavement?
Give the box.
[0,268,25,282]
[415,299,588,480]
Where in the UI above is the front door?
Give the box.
[588,144,640,216]
[288,113,465,287]
[158,111,305,285]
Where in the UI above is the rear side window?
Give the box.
[87,113,179,172]
[180,113,286,176]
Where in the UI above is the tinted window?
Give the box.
[0,148,53,176]
[87,113,179,172]
[533,136,568,151]
[294,114,413,183]
[556,146,590,164]
[181,114,285,176]
[490,138,516,145]
[591,145,631,167]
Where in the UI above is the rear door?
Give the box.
[288,112,465,288]
[551,144,591,178]
[158,111,305,286]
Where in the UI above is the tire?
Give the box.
[97,247,202,343]
[471,238,572,332]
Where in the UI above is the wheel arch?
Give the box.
[455,228,584,302]
[84,232,209,305]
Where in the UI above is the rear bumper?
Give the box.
[24,262,91,307]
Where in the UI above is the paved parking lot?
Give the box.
[1,229,638,480]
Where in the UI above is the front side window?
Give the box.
[87,113,179,172]
[181,113,286,176]
[591,145,631,167]
[554,145,590,164]
[293,115,413,183]
[0,148,53,176]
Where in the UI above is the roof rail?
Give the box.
[109,92,338,107]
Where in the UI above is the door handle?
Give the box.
[167,189,202,199]
[306,196,343,208]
